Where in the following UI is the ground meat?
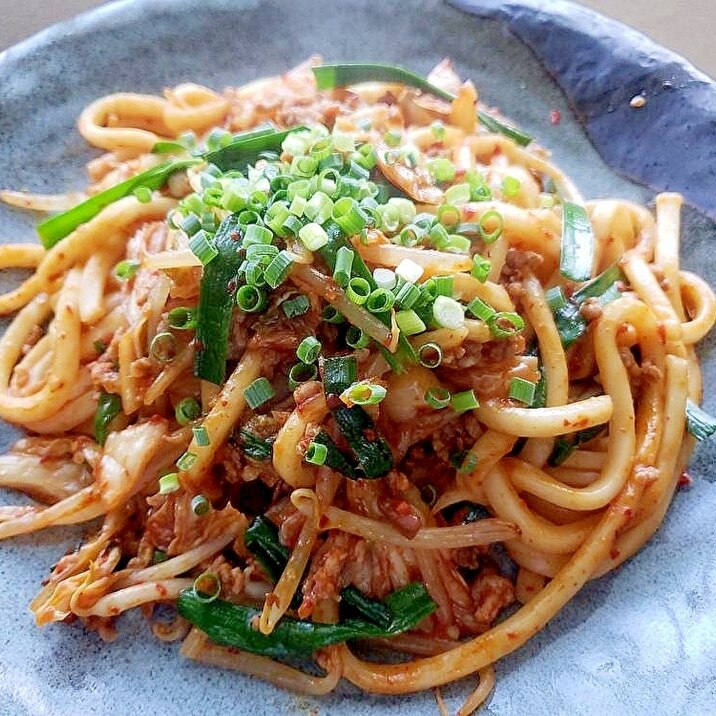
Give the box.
[500,248,544,284]
[470,568,516,632]
[579,297,603,322]
[439,335,525,398]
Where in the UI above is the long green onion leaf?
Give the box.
[560,201,595,282]
[93,392,122,446]
[37,158,198,248]
[177,581,436,659]
[685,399,716,441]
[193,214,243,384]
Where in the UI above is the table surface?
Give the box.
[0,0,714,79]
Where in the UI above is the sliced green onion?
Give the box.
[366,288,395,314]
[244,377,275,410]
[373,268,397,290]
[192,425,210,447]
[383,129,402,147]
[177,451,198,471]
[175,397,201,425]
[152,549,168,564]
[264,250,294,289]
[433,295,465,329]
[296,336,322,364]
[298,222,329,251]
[509,377,536,406]
[437,204,461,230]
[427,157,455,183]
[444,234,471,254]
[387,197,417,225]
[282,294,311,318]
[305,441,329,466]
[288,179,311,200]
[168,306,197,330]
[332,197,368,235]
[431,121,446,140]
[340,381,387,406]
[398,224,424,247]
[686,398,716,441]
[133,186,152,203]
[425,386,451,409]
[288,361,318,390]
[429,223,450,249]
[243,260,267,287]
[322,305,345,324]
[560,200,595,282]
[236,284,269,313]
[395,282,422,310]
[346,277,371,305]
[150,332,177,362]
[346,326,371,349]
[114,259,140,280]
[189,230,218,265]
[281,214,303,237]
[471,255,491,282]
[545,286,568,311]
[238,209,263,227]
[395,258,424,284]
[292,154,319,176]
[488,311,525,338]
[191,494,211,516]
[243,223,273,246]
[245,243,279,260]
[159,472,180,494]
[181,214,202,236]
[289,194,307,217]
[93,391,121,446]
[479,211,504,244]
[444,183,471,205]
[333,246,355,287]
[192,571,221,603]
[395,309,426,336]
[467,297,496,321]
[418,342,443,368]
[501,176,522,198]
[451,389,479,414]
[304,191,334,225]
[430,275,454,297]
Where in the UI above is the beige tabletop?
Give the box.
[1,1,714,79]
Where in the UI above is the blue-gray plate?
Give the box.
[0,1,714,714]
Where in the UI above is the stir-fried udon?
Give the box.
[1,58,715,713]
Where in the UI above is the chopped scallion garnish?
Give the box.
[264,250,294,288]
[418,342,443,368]
[366,288,395,314]
[395,309,426,336]
[244,377,275,410]
[159,472,180,494]
[487,311,524,338]
[298,222,329,251]
[509,377,536,406]
[685,398,716,441]
[340,381,387,407]
[425,386,451,410]
[167,306,197,330]
[192,425,211,447]
[192,571,221,603]
[175,397,201,425]
[373,267,397,290]
[149,332,177,363]
[333,245,355,287]
[191,494,211,516]
[433,295,465,330]
[282,294,311,318]
[478,210,504,244]
[346,277,372,305]
[471,254,491,282]
[288,361,319,390]
[560,200,595,282]
[305,441,329,466]
[236,284,269,313]
[296,336,322,364]
[451,389,479,414]
[467,297,496,321]
[189,230,219,265]
[114,259,140,281]
[177,451,198,472]
[345,326,371,349]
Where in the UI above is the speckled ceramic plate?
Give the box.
[1,1,714,714]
